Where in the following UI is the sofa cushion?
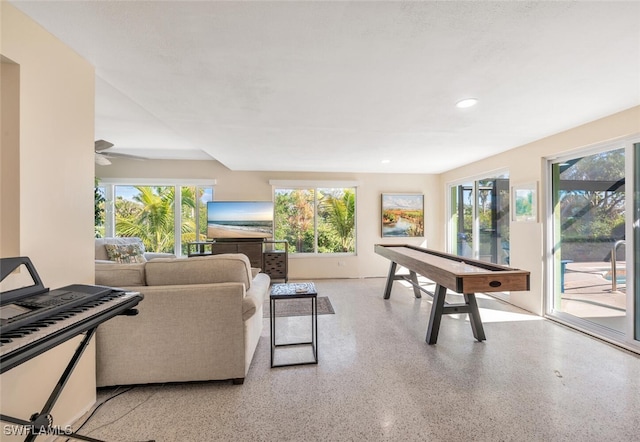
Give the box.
[96,237,146,261]
[105,243,147,264]
[144,254,253,289]
[95,263,146,287]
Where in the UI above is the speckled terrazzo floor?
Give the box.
[69,278,639,442]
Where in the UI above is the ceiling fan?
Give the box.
[94,139,148,165]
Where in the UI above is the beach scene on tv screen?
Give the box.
[207,201,273,239]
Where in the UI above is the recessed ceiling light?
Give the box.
[381,159,391,164]
[456,98,478,108]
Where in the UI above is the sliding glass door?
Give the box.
[634,143,640,341]
[449,173,510,265]
[548,140,638,350]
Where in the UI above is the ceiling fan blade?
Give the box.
[94,139,147,161]
[94,139,114,152]
[102,151,148,161]
[95,153,112,166]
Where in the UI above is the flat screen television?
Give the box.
[206,201,274,240]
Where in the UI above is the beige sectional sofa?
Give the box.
[94,254,270,386]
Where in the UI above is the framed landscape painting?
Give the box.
[511,182,538,222]
[381,193,424,237]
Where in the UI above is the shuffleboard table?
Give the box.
[375,244,530,344]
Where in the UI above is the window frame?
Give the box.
[96,178,216,257]
[270,180,359,256]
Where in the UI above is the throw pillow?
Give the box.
[105,243,147,264]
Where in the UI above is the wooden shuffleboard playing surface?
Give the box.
[375,244,530,344]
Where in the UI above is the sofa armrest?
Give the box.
[242,273,271,320]
[96,282,249,386]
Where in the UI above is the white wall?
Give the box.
[1,3,96,439]
[97,160,443,279]
[440,106,640,315]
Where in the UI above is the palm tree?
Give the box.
[319,189,355,252]
[94,178,105,238]
[178,186,201,246]
[115,186,199,253]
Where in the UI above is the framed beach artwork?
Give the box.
[381,193,424,237]
[511,182,538,222]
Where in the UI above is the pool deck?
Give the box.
[561,261,627,331]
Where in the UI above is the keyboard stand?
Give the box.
[0,328,154,442]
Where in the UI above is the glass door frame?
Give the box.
[544,135,639,353]
[446,169,510,300]
[446,170,510,253]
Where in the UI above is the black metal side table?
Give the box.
[270,282,318,368]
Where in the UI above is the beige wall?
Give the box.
[1,3,96,439]
[1,59,20,258]
[1,3,95,286]
[440,106,640,315]
[99,106,640,317]
[97,160,443,279]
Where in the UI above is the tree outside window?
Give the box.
[94,180,106,238]
[95,183,213,255]
[557,149,625,240]
[180,186,213,255]
[274,187,356,254]
[115,186,177,253]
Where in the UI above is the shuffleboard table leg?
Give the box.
[426,284,447,344]
[409,271,422,298]
[383,262,397,299]
[464,293,486,342]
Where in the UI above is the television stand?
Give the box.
[189,239,263,268]
[188,239,288,281]
[214,237,266,243]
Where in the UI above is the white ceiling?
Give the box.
[11,1,640,174]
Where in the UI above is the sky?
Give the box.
[207,201,273,221]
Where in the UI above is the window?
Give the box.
[180,186,214,255]
[95,180,214,256]
[114,185,176,253]
[272,183,357,255]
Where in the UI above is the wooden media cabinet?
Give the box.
[188,239,288,282]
